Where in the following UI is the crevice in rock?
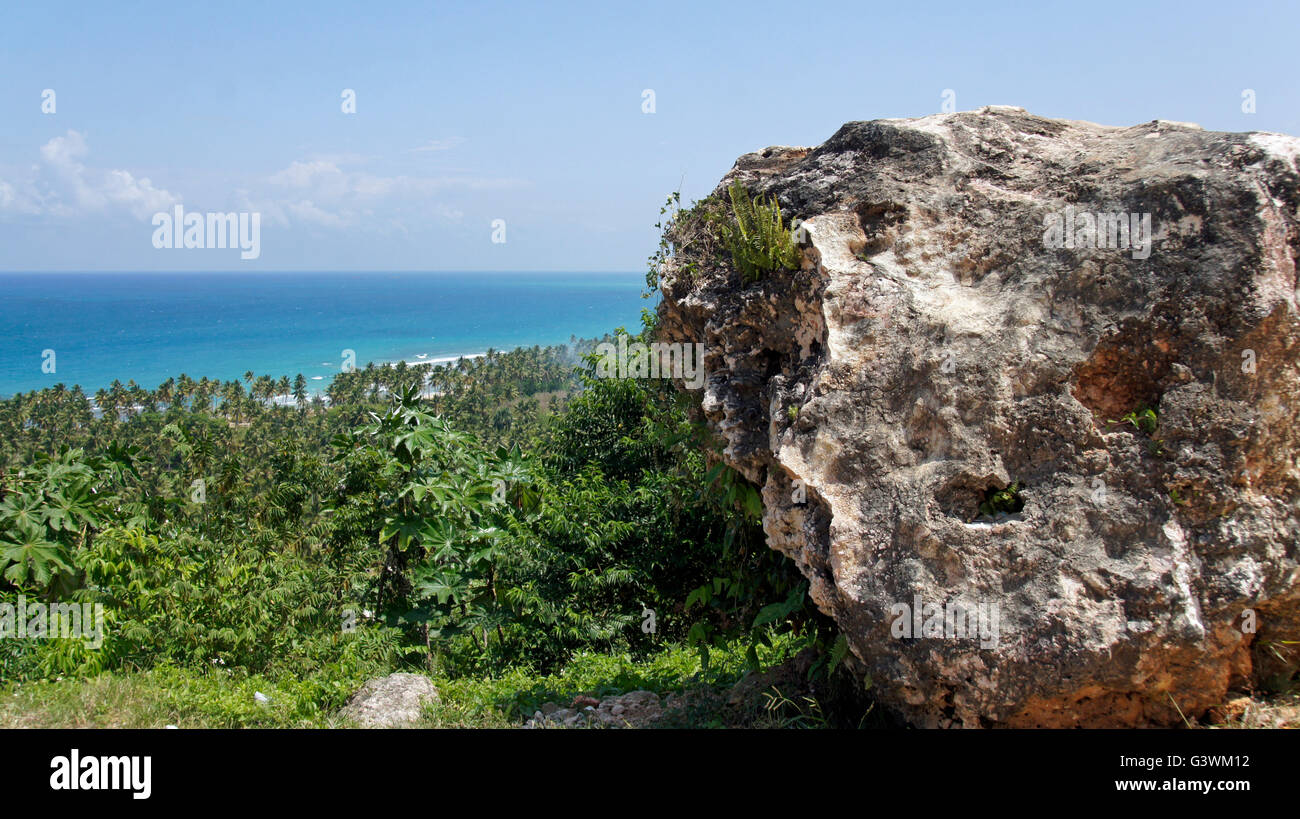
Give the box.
[1072,329,1173,424]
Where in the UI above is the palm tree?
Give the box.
[176,374,195,411]
[155,377,175,410]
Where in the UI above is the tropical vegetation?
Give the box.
[0,314,858,726]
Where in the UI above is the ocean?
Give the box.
[0,272,649,397]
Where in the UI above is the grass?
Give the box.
[10,634,1284,729]
[0,665,350,729]
[1201,691,1300,729]
[0,635,808,729]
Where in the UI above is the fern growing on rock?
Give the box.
[716,181,801,283]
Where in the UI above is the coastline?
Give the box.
[4,344,575,406]
[0,271,646,397]
[392,352,487,368]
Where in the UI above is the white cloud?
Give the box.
[285,199,350,229]
[39,130,88,167]
[268,160,347,190]
[0,130,178,220]
[99,169,177,218]
[268,158,522,199]
[0,134,520,237]
[260,156,523,230]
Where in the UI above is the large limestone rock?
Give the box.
[657,107,1300,727]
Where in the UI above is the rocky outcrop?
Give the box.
[339,673,439,727]
[657,107,1300,727]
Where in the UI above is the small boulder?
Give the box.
[340,673,439,728]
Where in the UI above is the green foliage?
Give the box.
[329,383,540,669]
[1116,407,1159,436]
[80,527,396,675]
[646,190,682,296]
[1108,406,1165,456]
[715,181,802,283]
[1,663,373,728]
[645,191,722,296]
[761,687,829,729]
[1,634,809,729]
[0,328,850,727]
[977,481,1024,519]
[0,446,150,598]
[684,456,838,674]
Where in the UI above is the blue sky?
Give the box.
[1,0,1296,272]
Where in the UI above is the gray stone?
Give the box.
[524,690,664,728]
[339,672,439,728]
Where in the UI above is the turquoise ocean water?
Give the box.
[0,272,649,397]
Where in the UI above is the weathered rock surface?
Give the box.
[657,107,1300,727]
[339,672,439,728]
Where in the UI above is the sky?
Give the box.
[1,0,1296,272]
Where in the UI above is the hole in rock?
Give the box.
[761,349,783,380]
[935,474,1026,522]
[974,481,1025,520]
[1071,330,1171,424]
[855,201,908,256]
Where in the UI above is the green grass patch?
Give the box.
[1,634,806,729]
